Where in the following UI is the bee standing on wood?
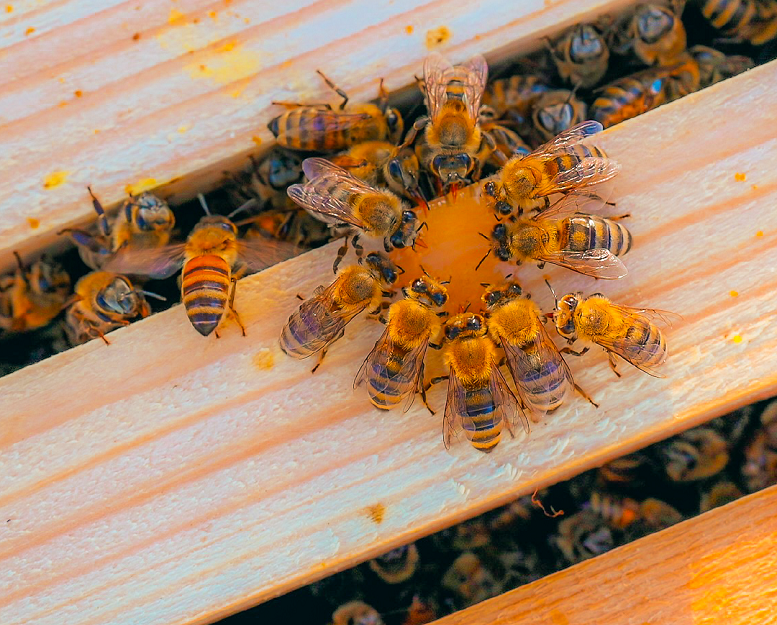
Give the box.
[280,251,400,371]
[355,274,448,411]
[482,121,620,216]
[287,158,422,272]
[60,187,175,271]
[432,312,528,453]
[485,196,631,279]
[551,291,675,377]
[403,53,495,192]
[546,22,610,88]
[482,280,595,423]
[268,72,403,151]
[64,271,161,345]
[0,253,71,333]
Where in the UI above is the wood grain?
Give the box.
[0,58,776,625]
[0,0,636,271]
[431,484,777,625]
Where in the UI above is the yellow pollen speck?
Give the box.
[405,25,414,34]
[729,290,738,297]
[178,125,189,133]
[365,503,385,524]
[58,77,65,83]
[734,172,746,182]
[58,101,68,107]
[244,17,250,24]
[219,40,236,52]
[27,217,40,229]
[426,25,451,49]
[731,335,743,344]
[125,178,157,194]
[168,8,186,25]
[43,171,69,189]
[94,129,100,134]
[253,349,274,370]
[185,41,261,86]
[208,10,217,18]
[25,27,35,36]
[6,5,13,13]
[756,230,764,237]
[251,136,262,146]
[74,90,83,98]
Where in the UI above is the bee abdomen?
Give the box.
[702,0,754,33]
[564,215,632,256]
[366,348,414,409]
[520,354,571,413]
[463,387,502,453]
[181,255,230,336]
[591,77,665,128]
[279,309,333,358]
[624,322,667,368]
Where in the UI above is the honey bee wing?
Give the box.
[461,54,489,120]
[606,304,683,328]
[424,52,455,122]
[532,194,587,221]
[401,339,433,412]
[236,238,299,273]
[539,249,628,279]
[299,282,360,344]
[354,327,390,390]
[595,334,667,378]
[490,364,530,436]
[442,368,468,450]
[287,181,366,230]
[103,243,186,279]
[529,120,604,156]
[550,158,621,191]
[293,110,373,139]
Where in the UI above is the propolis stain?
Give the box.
[426,26,451,49]
[43,171,69,189]
[253,349,275,370]
[365,503,386,525]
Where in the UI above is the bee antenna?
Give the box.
[505,273,512,279]
[12,250,25,272]
[396,264,405,275]
[440,275,452,286]
[475,249,491,271]
[419,264,431,278]
[478,232,490,241]
[544,279,558,308]
[228,198,259,220]
[480,282,491,288]
[197,193,212,216]
[463,302,471,313]
[135,290,167,301]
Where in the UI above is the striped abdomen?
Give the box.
[461,384,503,453]
[544,143,611,179]
[181,255,230,336]
[618,320,667,369]
[365,344,416,409]
[591,75,666,128]
[510,340,571,416]
[280,298,358,359]
[561,215,632,257]
[702,0,756,34]
[268,108,373,151]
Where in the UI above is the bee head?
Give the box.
[27,257,70,296]
[635,5,674,44]
[264,149,304,190]
[389,210,419,249]
[98,276,144,317]
[431,154,473,188]
[364,252,400,286]
[482,279,523,309]
[195,215,238,235]
[444,312,486,340]
[408,275,448,308]
[385,107,405,144]
[491,223,512,261]
[555,292,582,339]
[537,101,575,137]
[130,193,175,233]
[386,149,420,190]
[570,24,605,62]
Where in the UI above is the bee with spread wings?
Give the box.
[287,157,421,272]
[482,120,621,216]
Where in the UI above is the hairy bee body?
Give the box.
[280,253,398,359]
[591,68,669,128]
[64,271,150,344]
[244,208,331,249]
[226,148,304,212]
[548,23,610,88]
[689,45,754,88]
[0,256,71,333]
[701,0,777,45]
[554,293,669,376]
[181,253,234,337]
[484,283,573,421]
[356,275,448,410]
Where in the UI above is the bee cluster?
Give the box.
[221,398,777,625]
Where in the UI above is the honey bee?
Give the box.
[700,480,744,513]
[354,274,448,411]
[243,208,331,249]
[552,291,674,377]
[268,72,403,151]
[546,22,610,88]
[529,89,588,146]
[441,552,504,608]
[481,74,551,133]
[225,148,304,212]
[741,399,777,492]
[402,595,438,625]
[486,198,631,279]
[700,0,777,45]
[482,280,595,423]
[482,121,620,216]
[403,53,494,191]
[288,158,421,272]
[107,197,294,337]
[656,427,729,481]
[331,601,384,625]
[588,491,641,529]
[621,1,688,66]
[689,45,754,88]
[280,252,400,370]
[368,543,420,584]
[452,517,492,550]
[554,510,614,564]
[436,312,529,453]
[480,121,531,163]
[633,497,682,531]
[330,141,426,207]
[64,271,160,345]
[597,451,655,489]
[0,253,71,333]
[60,187,175,271]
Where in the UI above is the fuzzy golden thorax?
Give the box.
[336,266,382,309]
[387,299,441,349]
[185,217,240,267]
[488,298,543,347]
[354,193,402,237]
[508,219,560,262]
[443,313,495,386]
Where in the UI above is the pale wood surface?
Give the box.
[0,0,635,271]
[0,59,776,625]
[431,484,777,625]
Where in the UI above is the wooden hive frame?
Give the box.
[1,1,777,624]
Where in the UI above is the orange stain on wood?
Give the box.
[74,90,83,98]
[125,178,157,194]
[27,218,40,229]
[25,27,35,36]
[549,609,570,625]
[730,290,739,297]
[405,25,414,34]
[251,136,262,146]
[208,10,217,18]
[5,5,12,13]
[756,230,764,237]
[734,172,746,182]
[132,33,141,41]
[365,503,385,524]
[425,26,451,49]
[219,40,237,53]
[252,349,274,371]
[168,8,186,25]
[43,171,69,189]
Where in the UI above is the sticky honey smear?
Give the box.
[391,184,506,312]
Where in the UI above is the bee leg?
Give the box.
[610,213,631,221]
[398,117,428,150]
[227,277,247,337]
[91,328,111,346]
[417,363,436,415]
[271,100,332,110]
[536,262,546,269]
[561,346,589,357]
[429,342,442,350]
[311,330,344,373]
[574,383,599,408]
[352,234,364,261]
[87,185,112,238]
[607,352,622,378]
[296,293,305,301]
[333,237,350,273]
[424,375,449,393]
[316,69,349,110]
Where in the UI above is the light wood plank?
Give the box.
[431,484,777,625]
[0,0,635,271]
[0,60,775,625]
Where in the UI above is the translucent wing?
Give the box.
[291,110,373,138]
[236,237,298,273]
[530,120,604,156]
[288,158,376,228]
[442,368,468,450]
[103,243,186,279]
[606,303,682,328]
[490,364,530,437]
[550,158,621,191]
[460,54,489,121]
[539,249,628,279]
[297,280,367,349]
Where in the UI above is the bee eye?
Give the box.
[402,210,416,223]
[493,223,506,237]
[430,155,444,175]
[388,159,402,180]
[386,110,399,130]
[412,279,427,293]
